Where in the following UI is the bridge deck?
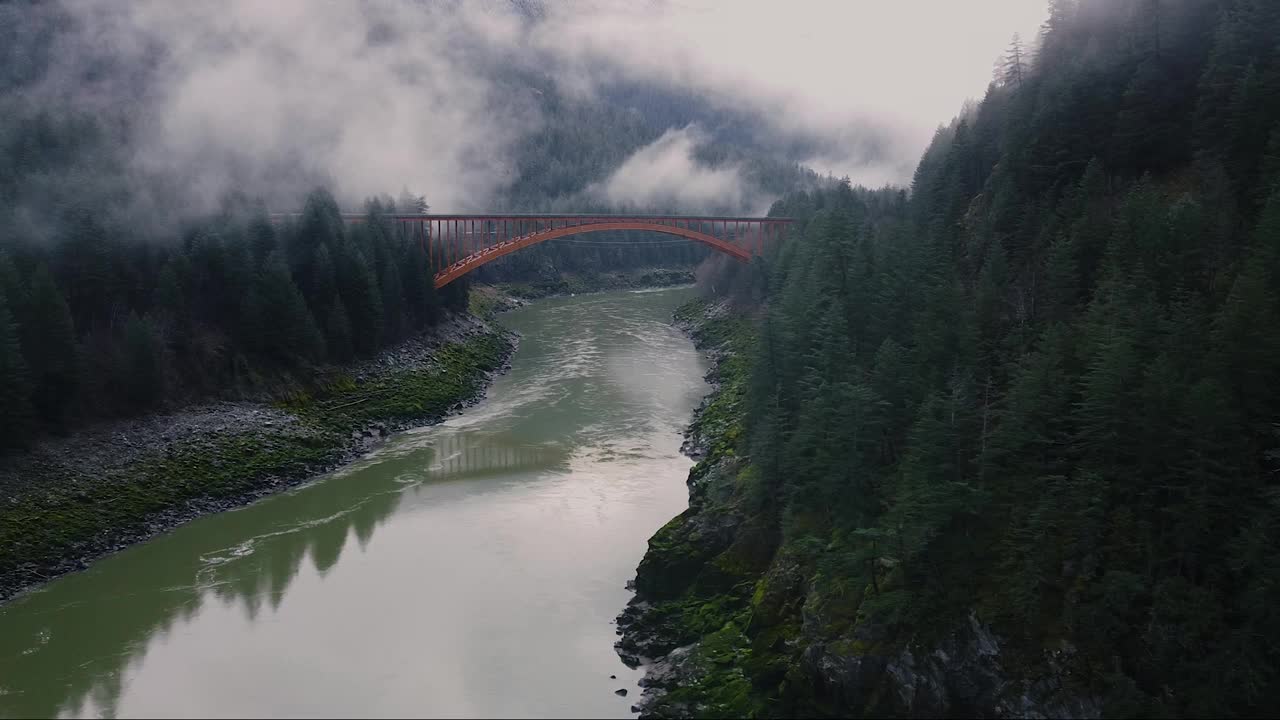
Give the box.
[269,212,793,222]
[267,213,795,289]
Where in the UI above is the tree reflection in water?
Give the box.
[0,427,568,718]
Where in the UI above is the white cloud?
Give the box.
[26,0,1049,217]
[529,0,1048,185]
[52,0,537,214]
[590,126,761,212]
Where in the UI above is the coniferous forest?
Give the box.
[638,0,1280,715]
[0,2,813,450]
[4,0,1280,717]
[0,193,467,448]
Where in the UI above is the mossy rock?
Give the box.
[636,510,725,601]
[650,625,765,719]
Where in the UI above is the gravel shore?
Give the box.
[0,310,517,602]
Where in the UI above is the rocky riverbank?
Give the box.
[615,296,764,718]
[0,310,516,602]
[615,298,1101,719]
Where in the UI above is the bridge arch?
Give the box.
[433,221,752,289]
[270,213,791,289]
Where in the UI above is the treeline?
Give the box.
[0,190,466,451]
[472,69,821,284]
[0,41,812,452]
[497,69,822,213]
[725,0,1280,714]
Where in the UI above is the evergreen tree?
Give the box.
[0,292,33,447]
[311,242,337,314]
[379,259,404,344]
[1258,124,1280,200]
[122,312,164,410]
[324,296,354,363]
[400,245,440,328]
[0,250,22,313]
[153,259,189,350]
[246,254,325,367]
[997,33,1028,89]
[1211,255,1280,426]
[19,264,78,425]
[338,246,383,356]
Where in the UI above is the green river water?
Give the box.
[0,287,707,718]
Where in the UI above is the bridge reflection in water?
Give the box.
[0,428,575,719]
[0,286,704,719]
[421,429,569,481]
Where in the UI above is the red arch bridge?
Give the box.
[272,214,794,289]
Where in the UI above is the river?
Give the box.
[0,287,707,719]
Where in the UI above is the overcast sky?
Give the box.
[534,0,1051,184]
[32,1,1052,217]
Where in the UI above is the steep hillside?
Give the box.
[0,1,823,443]
[622,1,1280,716]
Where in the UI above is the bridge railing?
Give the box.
[269,213,793,285]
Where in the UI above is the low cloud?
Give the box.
[21,0,538,219]
[590,127,764,214]
[6,0,1048,235]
[528,0,1048,186]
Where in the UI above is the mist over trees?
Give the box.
[0,0,829,452]
[7,0,1279,711]
[0,192,469,443]
[691,0,1280,714]
[0,1,823,245]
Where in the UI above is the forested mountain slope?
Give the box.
[624,1,1280,716]
[0,1,819,448]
